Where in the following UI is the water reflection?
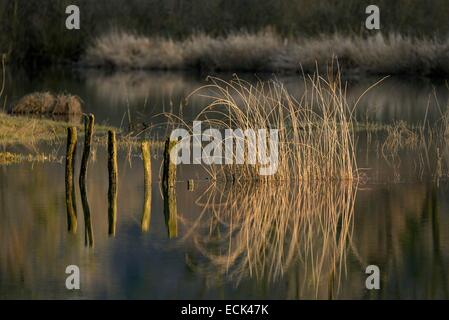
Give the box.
[1,146,449,298]
[181,181,357,298]
[351,182,449,299]
[2,69,449,299]
[5,69,449,127]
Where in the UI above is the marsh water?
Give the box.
[2,69,449,299]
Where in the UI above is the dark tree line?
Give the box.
[1,0,449,67]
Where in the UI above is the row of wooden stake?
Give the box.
[65,114,179,247]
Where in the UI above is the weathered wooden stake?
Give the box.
[163,138,177,238]
[108,130,118,236]
[187,179,194,191]
[79,114,94,186]
[65,126,78,233]
[141,141,152,232]
[163,138,177,190]
[79,114,95,247]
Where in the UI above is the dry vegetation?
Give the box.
[167,70,358,181]
[381,118,449,180]
[349,106,449,182]
[0,151,62,165]
[85,31,449,75]
[0,113,79,146]
[12,92,83,115]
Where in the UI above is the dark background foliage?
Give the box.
[1,0,448,67]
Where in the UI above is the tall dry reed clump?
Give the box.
[182,180,357,298]
[171,70,360,296]
[84,31,449,75]
[169,70,357,181]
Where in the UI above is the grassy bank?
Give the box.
[84,31,449,76]
[0,112,114,146]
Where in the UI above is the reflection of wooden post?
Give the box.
[328,266,335,300]
[163,138,177,238]
[79,114,95,247]
[164,186,177,238]
[65,127,77,233]
[141,141,152,232]
[108,130,118,236]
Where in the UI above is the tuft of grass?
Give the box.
[168,69,358,181]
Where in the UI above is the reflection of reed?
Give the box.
[79,114,95,247]
[141,142,152,232]
[65,127,77,233]
[183,181,357,298]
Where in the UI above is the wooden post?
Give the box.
[65,127,77,233]
[79,114,94,187]
[141,141,152,232]
[163,138,177,238]
[79,114,95,247]
[187,179,194,191]
[163,138,177,190]
[108,130,118,236]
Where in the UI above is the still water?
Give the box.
[1,69,449,299]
